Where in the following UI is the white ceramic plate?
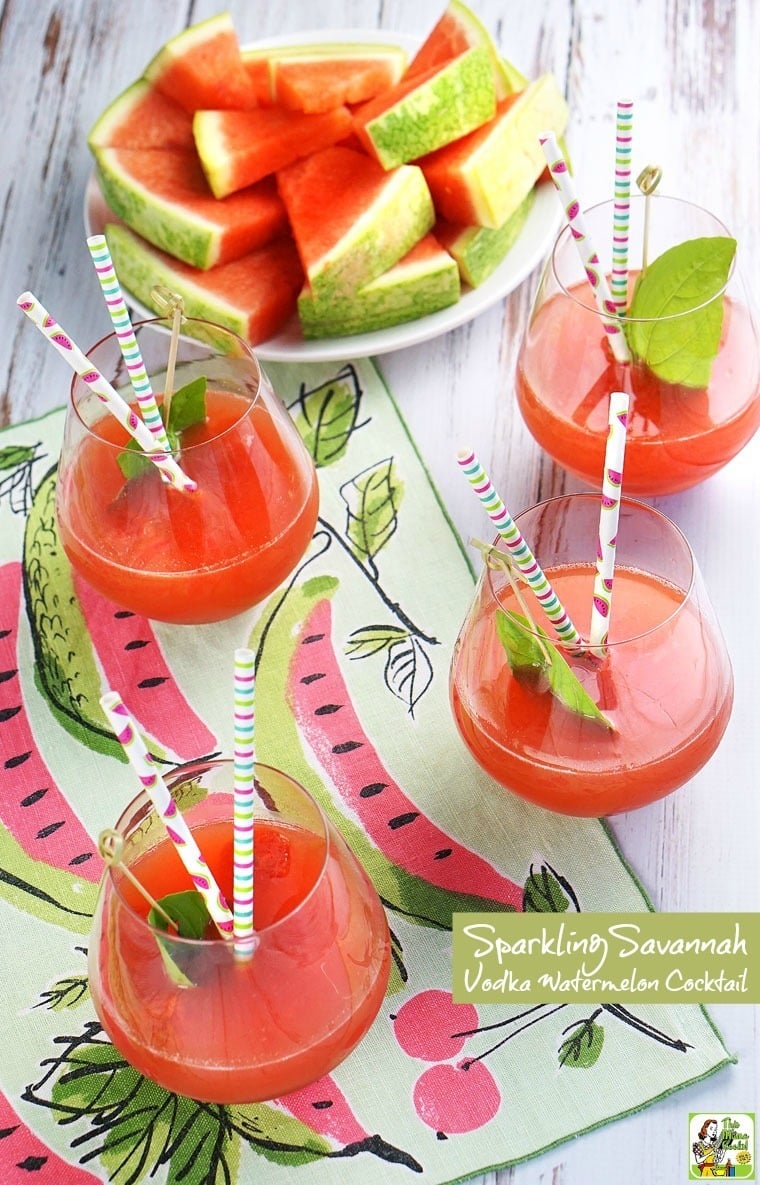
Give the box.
[84,29,561,362]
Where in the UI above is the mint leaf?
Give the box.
[148,889,212,987]
[116,376,207,481]
[495,609,613,729]
[625,236,736,388]
[166,375,206,434]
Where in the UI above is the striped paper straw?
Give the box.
[589,392,630,654]
[457,448,583,649]
[611,100,634,310]
[86,235,172,453]
[16,292,196,492]
[233,648,256,961]
[100,691,234,939]
[539,132,631,364]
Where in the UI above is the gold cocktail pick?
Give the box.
[150,286,186,426]
[636,164,663,276]
[98,828,179,931]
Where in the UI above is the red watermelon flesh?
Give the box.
[406,0,514,99]
[88,78,194,151]
[144,12,258,112]
[193,105,354,199]
[242,51,274,105]
[96,147,289,266]
[271,53,406,114]
[105,221,303,345]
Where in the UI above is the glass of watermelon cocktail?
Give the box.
[88,759,391,1104]
[449,494,734,817]
[515,196,760,495]
[55,318,319,624]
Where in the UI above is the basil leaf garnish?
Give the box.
[117,376,207,481]
[625,236,736,388]
[495,609,613,730]
[148,888,212,987]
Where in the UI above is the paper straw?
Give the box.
[100,691,234,938]
[611,100,634,310]
[16,292,196,492]
[457,448,584,650]
[589,392,630,654]
[86,235,172,452]
[233,648,256,961]
[539,132,631,364]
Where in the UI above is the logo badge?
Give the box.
[689,1113,755,1179]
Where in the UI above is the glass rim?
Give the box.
[550,194,736,323]
[69,316,264,452]
[485,492,697,647]
[105,758,331,947]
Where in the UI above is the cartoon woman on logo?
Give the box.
[692,1119,731,1177]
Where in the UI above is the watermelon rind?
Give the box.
[298,235,461,337]
[411,0,522,100]
[94,147,221,268]
[436,189,535,287]
[103,222,302,347]
[279,152,435,301]
[422,73,569,228]
[357,46,496,169]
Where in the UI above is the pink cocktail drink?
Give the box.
[88,761,390,1102]
[450,495,734,816]
[515,197,760,495]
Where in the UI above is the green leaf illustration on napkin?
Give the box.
[148,888,212,986]
[625,236,736,387]
[117,375,207,481]
[495,609,613,729]
[558,1016,605,1068]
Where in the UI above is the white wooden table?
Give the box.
[1,2,757,1182]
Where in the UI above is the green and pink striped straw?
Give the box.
[100,691,234,939]
[611,100,634,311]
[457,448,583,649]
[16,292,196,492]
[589,391,630,654]
[86,234,172,454]
[232,648,256,961]
[539,131,631,364]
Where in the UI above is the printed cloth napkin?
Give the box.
[0,357,732,1185]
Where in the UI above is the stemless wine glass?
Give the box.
[56,318,319,623]
[449,494,734,817]
[515,195,760,495]
[88,759,391,1104]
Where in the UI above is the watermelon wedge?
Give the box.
[94,147,288,269]
[354,47,496,169]
[105,222,303,346]
[435,190,534,287]
[298,233,460,338]
[419,74,569,228]
[193,105,354,199]
[407,0,524,99]
[268,43,408,113]
[276,145,434,301]
[87,78,194,151]
[144,12,258,112]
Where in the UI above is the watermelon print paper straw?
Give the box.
[589,391,630,654]
[100,691,234,939]
[16,291,196,492]
[233,648,256,961]
[539,131,631,364]
[457,448,583,649]
[86,235,172,453]
[611,100,634,311]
